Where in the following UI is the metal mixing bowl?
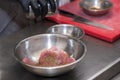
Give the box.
[80,0,113,16]
[46,24,85,40]
[14,34,86,77]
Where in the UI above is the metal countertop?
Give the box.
[0,21,120,80]
[0,0,120,79]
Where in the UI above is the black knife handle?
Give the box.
[19,0,31,12]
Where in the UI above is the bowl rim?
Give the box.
[80,0,113,11]
[14,33,87,69]
[46,24,85,40]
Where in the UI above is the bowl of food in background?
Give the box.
[13,34,87,77]
[80,0,113,16]
[46,24,85,40]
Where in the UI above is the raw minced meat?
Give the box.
[22,47,75,67]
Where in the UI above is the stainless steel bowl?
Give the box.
[80,0,113,16]
[46,24,85,40]
[14,34,87,77]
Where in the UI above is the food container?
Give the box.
[14,34,87,77]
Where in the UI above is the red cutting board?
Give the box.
[46,0,120,42]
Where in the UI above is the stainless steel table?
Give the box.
[111,73,120,80]
[0,20,120,80]
[0,0,120,79]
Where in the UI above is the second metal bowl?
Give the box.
[46,24,85,40]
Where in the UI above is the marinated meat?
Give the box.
[22,57,36,65]
[23,47,75,67]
